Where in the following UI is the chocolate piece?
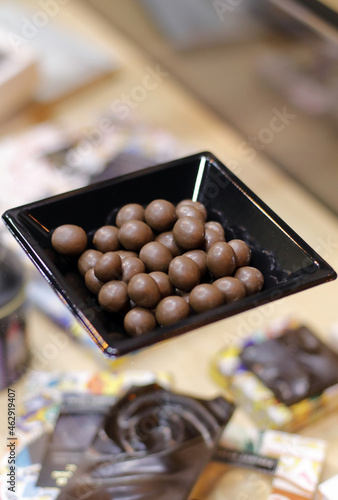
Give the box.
[118,220,153,251]
[121,257,146,283]
[213,277,246,302]
[115,203,145,228]
[78,249,102,276]
[204,227,225,252]
[168,255,201,292]
[183,250,208,277]
[94,252,122,282]
[124,307,157,336]
[116,250,138,260]
[204,221,225,237]
[175,204,204,222]
[149,271,174,298]
[155,295,190,326]
[98,280,129,313]
[139,241,173,273]
[127,273,161,309]
[93,225,120,252]
[240,326,338,406]
[144,199,176,232]
[176,199,207,221]
[85,268,104,294]
[155,231,182,256]
[228,239,251,268]
[172,216,205,250]
[235,266,264,295]
[189,284,224,313]
[51,224,87,256]
[207,242,236,278]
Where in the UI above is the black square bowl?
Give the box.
[2,152,336,357]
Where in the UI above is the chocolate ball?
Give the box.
[121,257,145,283]
[139,241,173,273]
[183,250,208,277]
[207,242,236,278]
[116,250,138,260]
[127,273,161,309]
[204,227,225,252]
[118,220,153,251]
[176,199,207,221]
[93,226,120,252]
[175,204,204,223]
[234,266,264,295]
[168,255,201,292]
[51,224,87,256]
[144,199,176,232]
[94,252,122,282]
[98,280,129,312]
[189,284,224,313]
[115,203,145,228]
[155,296,190,326]
[228,239,252,268]
[155,231,182,256]
[213,277,246,302]
[78,249,102,276]
[85,268,103,294]
[204,221,225,237]
[124,307,157,337]
[172,216,205,250]
[149,271,174,298]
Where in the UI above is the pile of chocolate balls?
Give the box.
[51,199,264,337]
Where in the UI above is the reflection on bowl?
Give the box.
[2,152,336,357]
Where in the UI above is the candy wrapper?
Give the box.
[211,319,338,431]
[54,384,235,500]
[0,370,172,500]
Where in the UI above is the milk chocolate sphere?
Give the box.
[98,281,129,312]
[118,220,153,251]
[139,241,173,273]
[175,204,204,223]
[183,250,208,277]
[78,249,102,276]
[94,252,122,282]
[121,257,146,283]
[235,266,264,295]
[189,284,224,313]
[213,277,246,302]
[172,216,205,250]
[204,221,225,237]
[116,250,138,260]
[93,226,120,252]
[176,199,207,221]
[168,255,201,292]
[124,308,157,336]
[51,224,87,256]
[85,268,104,294]
[149,271,174,298]
[204,227,225,252]
[207,242,236,278]
[145,199,177,232]
[155,296,190,326]
[155,231,182,256]
[127,273,161,309]
[115,203,145,228]
[228,239,252,268]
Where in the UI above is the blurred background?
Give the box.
[83,0,338,214]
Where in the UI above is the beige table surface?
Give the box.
[1,0,338,497]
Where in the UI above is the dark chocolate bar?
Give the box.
[240,326,338,406]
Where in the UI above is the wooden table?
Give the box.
[1,1,338,497]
